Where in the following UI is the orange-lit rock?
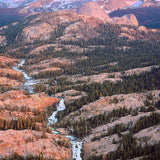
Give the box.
[0,56,23,87]
[78,2,109,22]
[137,25,148,33]
[112,14,139,27]
[0,35,7,46]
[0,56,19,68]
[0,129,72,159]
[0,77,23,87]
[0,90,59,110]
[0,109,34,121]
[21,11,103,43]
[0,68,23,78]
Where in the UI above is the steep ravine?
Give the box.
[13,59,83,160]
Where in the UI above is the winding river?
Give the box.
[13,59,83,160]
[48,99,83,160]
[13,59,37,94]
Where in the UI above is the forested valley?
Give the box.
[0,12,160,160]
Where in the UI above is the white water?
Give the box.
[13,59,37,94]
[13,60,83,160]
[48,99,83,160]
[48,99,66,125]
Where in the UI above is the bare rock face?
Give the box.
[137,25,148,33]
[0,108,34,121]
[112,14,139,27]
[0,77,23,87]
[21,22,54,43]
[0,35,7,46]
[78,2,109,22]
[0,90,59,110]
[62,90,160,160]
[0,129,72,159]
[119,33,135,40]
[20,11,102,43]
[0,56,19,67]
[28,43,86,55]
[60,21,99,41]
[0,68,23,78]
[0,56,22,87]
[99,0,137,12]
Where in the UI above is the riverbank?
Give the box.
[48,98,83,160]
[13,59,83,160]
[13,59,37,94]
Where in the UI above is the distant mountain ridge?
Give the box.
[0,0,160,28]
[1,0,160,13]
[0,0,37,8]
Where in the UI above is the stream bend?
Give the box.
[13,59,83,160]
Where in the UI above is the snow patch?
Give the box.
[130,0,144,8]
[0,0,37,8]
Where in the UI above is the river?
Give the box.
[13,59,37,94]
[13,59,83,160]
[48,99,83,160]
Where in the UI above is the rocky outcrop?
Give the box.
[119,24,160,40]
[0,77,23,87]
[61,90,160,159]
[67,65,159,84]
[60,21,99,41]
[64,90,160,122]
[0,129,72,159]
[28,44,60,55]
[0,56,23,87]
[78,2,109,22]
[0,90,59,110]
[112,14,139,27]
[55,89,87,104]
[0,35,7,46]
[119,32,135,40]
[0,56,19,68]
[83,110,160,160]
[31,67,62,76]
[28,43,87,55]
[99,0,138,13]
[0,68,23,79]
[137,25,148,33]
[134,125,160,146]
[22,22,54,43]
[20,11,102,43]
